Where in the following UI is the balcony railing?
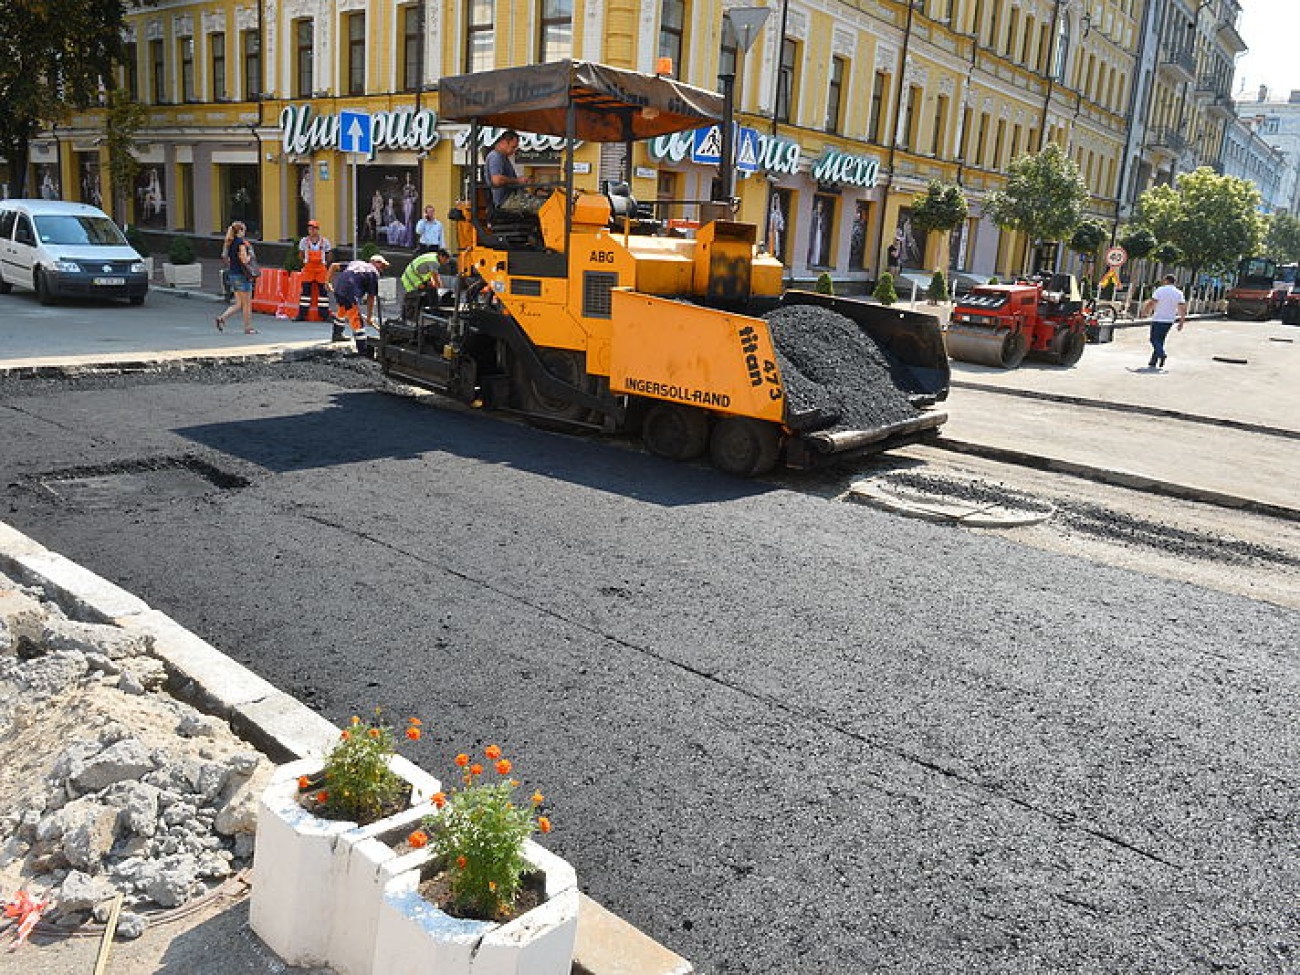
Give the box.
[1159,50,1196,82]
[1152,127,1190,153]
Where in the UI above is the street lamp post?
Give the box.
[717,7,771,204]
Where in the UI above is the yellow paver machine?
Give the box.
[376,60,949,476]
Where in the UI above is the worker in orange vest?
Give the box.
[295,220,333,324]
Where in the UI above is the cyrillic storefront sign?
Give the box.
[648,128,801,176]
[811,149,880,188]
[279,105,441,158]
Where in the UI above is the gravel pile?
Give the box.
[764,306,918,434]
[0,573,270,940]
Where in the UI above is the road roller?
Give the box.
[945,275,1091,369]
[374,60,950,477]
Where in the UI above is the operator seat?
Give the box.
[606,182,661,234]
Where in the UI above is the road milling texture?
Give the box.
[0,360,1295,975]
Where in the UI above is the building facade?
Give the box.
[1234,88,1300,215]
[16,0,1251,286]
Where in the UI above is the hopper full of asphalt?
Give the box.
[764,304,920,434]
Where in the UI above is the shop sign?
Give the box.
[279,104,441,159]
[453,126,576,153]
[648,128,801,176]
[811,149,880,188]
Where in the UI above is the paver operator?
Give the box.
[296,220,333,323]
[327,255,390,353]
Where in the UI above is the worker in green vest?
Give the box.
[400,251,443,321]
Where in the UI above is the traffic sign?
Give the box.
[1105,246,1128,267]
[338,111,372,155]
[735,127,760,174]
[692,126,723,165]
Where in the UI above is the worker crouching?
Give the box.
[328,255,390,354]
[400,250,444,321]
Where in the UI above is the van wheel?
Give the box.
[0,272,11,294]
[129,294,146,306]
[35,270,57,306]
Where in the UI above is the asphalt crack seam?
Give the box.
[299,510,1181,874]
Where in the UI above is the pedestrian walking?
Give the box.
[399,250,443,320]
[215,221,258,334]
[327,255,389,353]
[413,205,445,256]
[887,242,901,277]
[1140,274,1187,369]
[295,220,332,321]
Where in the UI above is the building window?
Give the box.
[931,94,948,156]
[294,19,314,98]
[970,0,984,38]
[539,0,572,63]
[210,34,226,100]
[179,37,194,102]
[658,0,684,75]
[149,39,165,103]
[869,71,889,144]
[401,5,423,92]
[976,113,989,166]
[122,41,138,100]
[993,119,1006,167]
[901,85,921,150]
[242,30,261,99]
[346,12,365,95]
[959,106,972,159]
[826,56,846,133]
[807,193,835,268]
[1052,16,1070,81]
[988,3,1000,53]
[1006,8,1018,56]
[775,38,798,124]
[465,0,494,72]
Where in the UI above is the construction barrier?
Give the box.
[251,268,286,315]
[278,271,328,322]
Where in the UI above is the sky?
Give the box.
[1233,0,1300,101]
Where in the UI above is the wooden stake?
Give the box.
[92,893,124,975]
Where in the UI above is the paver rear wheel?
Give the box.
[643,403,709,461]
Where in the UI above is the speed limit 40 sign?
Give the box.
[1105,246,1128,267]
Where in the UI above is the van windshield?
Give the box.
[34,215,128,247]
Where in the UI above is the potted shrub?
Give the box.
[814,272,834,295]
[372,746,578,975]
[927,270,948,304]
[250,713,439,970]
[162,236,202,289]
[872,272,898,306]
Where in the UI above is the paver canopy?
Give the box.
[438,60,725,142]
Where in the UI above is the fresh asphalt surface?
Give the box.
[0,357,1295,975]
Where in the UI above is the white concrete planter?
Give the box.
[162,262,202,289]
[249,755,440,969]
[372,839,579,975]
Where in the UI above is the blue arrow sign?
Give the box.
[338,111,372,155]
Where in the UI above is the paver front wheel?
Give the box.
[709,417,780,477]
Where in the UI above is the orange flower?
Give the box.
[456,856,467,870]
[495,759,512,776]
[455,753,470,767]
[531,791,544,805]
[298,776,311,791]
[484,745,502,761]
[407,830,429,849]
[432,792,447,809]
[470,763,484,776]
[340,730,352,741]
[317,791,329,804]
[538,816,552,834]
[488,881,496,892]
[408,717,422,726]
[368,728,381,739]
[406,727,421,741]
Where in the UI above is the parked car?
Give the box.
[0,200,149,306]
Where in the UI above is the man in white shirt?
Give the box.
[1140,274,1187,369]
[414,205,444,256]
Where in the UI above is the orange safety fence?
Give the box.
[277,271,328,322]
[250,268,285,315]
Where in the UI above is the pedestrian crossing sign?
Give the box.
[692,126,723,164]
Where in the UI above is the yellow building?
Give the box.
[30,0,1154,286]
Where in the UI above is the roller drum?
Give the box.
[944,325,1028,369]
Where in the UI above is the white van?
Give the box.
[0,200,149,306]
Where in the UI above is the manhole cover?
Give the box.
[38,456,247,509]
[848,471,1054,527]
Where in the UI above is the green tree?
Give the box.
[0,0,127,197]
[983,143,1087,273]
[103,88,146,222]
[910,180,968,293]
[1152,242,1184,267]
[1069,219,1107,259]
[1118,226,1158,261]
[1135,167,1264,278]
[1264,211,1300,264]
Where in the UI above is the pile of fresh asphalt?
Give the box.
[764,306,918,433]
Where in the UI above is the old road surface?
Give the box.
[0,359,1295,975]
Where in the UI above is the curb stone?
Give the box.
[935,437,1300,523]
[0,346,340,380]
[0,518,693,975]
